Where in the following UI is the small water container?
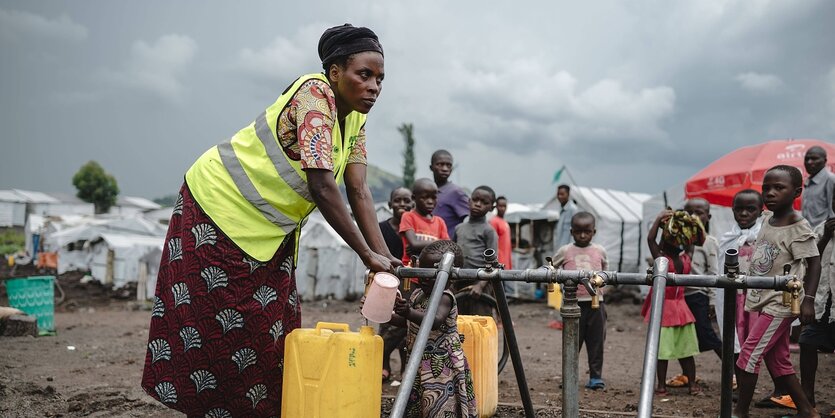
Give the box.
[281,322,383,417]
[547,284,563,310]
[457,315,498,417]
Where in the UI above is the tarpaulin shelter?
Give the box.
[544,186,651,273]
[685,139,835,207]
[495,203,559,299]
[295,212,366,301]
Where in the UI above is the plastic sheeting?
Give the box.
[544,186,652,273]
[295,213,366,301]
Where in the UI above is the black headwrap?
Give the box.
[318,24,383,70]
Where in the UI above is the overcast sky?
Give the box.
[2,1,834,203]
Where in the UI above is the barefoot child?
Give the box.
[454,185,499,316]
[386,240,478,418]
[734,165,822,418]
[645,209,702,396]
[552,211,608,390]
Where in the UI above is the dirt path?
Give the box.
[1,285,833,417]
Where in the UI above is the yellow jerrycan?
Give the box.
[456,315,498,417]
[547,284,563,310]
[281,322,383,417]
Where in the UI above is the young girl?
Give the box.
[387,240,477,418]
[644,209,702,396]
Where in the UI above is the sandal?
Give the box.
[654,388,669,397]
[666,374,689,388]
[382,369,391,383]
[770,394,797,410]
[689,386,704,396]
[585,378,605,390]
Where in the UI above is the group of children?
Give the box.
[369,159,832,418]
[643,165,831,418]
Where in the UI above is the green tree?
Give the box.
[398,123,416,189]
[72,161,119,214]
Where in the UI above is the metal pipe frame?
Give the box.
[387,258,797,418]
[395,266,794,290]
[720,249,739,418]
[389,252,455,418]
[637,257,669,418]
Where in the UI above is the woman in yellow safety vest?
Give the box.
[141,24,398,416]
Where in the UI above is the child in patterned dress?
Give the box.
[386,240,477,418]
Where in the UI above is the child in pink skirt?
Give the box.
[644,210,702,396]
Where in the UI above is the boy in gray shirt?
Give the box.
[454,185,498,316]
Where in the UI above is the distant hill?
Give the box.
[364,164,404,202]
[154,164,404,206]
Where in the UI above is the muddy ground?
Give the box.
[1,271,833,417]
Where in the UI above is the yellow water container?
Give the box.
[281,322,383,418]
[547,284,563,310]
[457,315,498,417]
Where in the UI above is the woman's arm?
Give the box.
[394,293,453,330]
[306,168,392,272]
[344,164,400,265]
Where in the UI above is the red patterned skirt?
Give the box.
[141,183,300,417]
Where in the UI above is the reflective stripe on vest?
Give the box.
[216,141,297,233]
[252,111,313,202]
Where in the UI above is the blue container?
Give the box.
[6,276,56,336]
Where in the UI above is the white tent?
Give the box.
[640,183,734,270]
[0,190,27,228]
[544,186,652,273]
[295,212,366,301]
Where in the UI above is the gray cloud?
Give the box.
[736,72,784,94]
[1,1,834,204]
[0,7,87,43]
[101,34,198,103]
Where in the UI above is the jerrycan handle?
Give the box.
[315,322,351,334]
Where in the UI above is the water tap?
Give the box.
[589,273,605,309]
[545,256,557,294]
[779,264,802,315]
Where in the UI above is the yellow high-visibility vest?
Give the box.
[186,73,366,261]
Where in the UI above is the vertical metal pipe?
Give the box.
[492,274,536,418]
[390,252,455,418]
[637,257,669,418]
[720,249,739,418]
[561,280,581,418]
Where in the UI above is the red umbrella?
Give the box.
[685,139,835,207]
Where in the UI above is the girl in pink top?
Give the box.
[644,210,701,396]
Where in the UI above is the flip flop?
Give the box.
[654,388,669,397]
[770,395,797,410]
[585,378,605,390]
[666,374,688,388]
[382,369,391,383]
[754,395,779,408]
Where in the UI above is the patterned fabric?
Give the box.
[276,79,367,170]
[661,210,706,248]
[141,184,300,417]
[405,289,477,418]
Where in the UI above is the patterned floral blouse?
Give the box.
[276,78,367,171]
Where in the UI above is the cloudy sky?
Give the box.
[2,1,834,203]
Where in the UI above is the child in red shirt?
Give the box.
[400,178,449,266]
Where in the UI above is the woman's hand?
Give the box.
[365,251,394,273]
